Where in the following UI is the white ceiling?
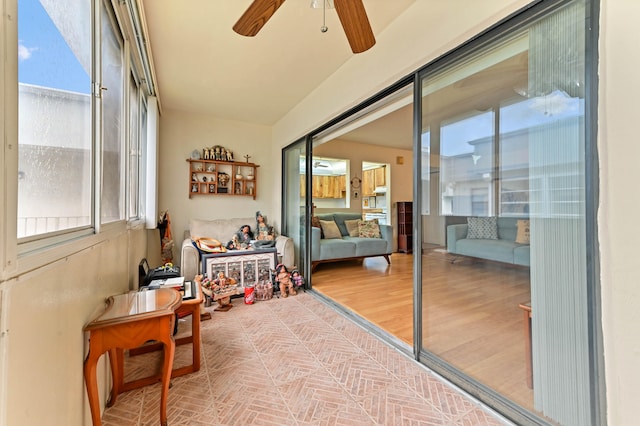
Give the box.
[139,0,417,125]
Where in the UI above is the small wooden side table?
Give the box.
[127,283,204,381]
[518,301,533,389]
[83,289,181,426]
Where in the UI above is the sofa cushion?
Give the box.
[190,217,254,243]
[515,219,530,244]
[348,237,388,257]
[358,219,381,238]
[332,212,363,236]
[467,217,498,239]
[514,245,530,266]
[320,220,342,239]
[318,239,357,261]
[456,238,517,264]
[345,219,360,237]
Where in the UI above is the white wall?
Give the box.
[157,109,275,265]
[1,228,146,426]
[598,1,640,424]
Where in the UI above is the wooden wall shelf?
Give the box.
[187,159,259,199]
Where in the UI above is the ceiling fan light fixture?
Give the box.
[310,0,334,9]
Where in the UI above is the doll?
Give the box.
[255,211,275,241]
[274,263,296,298]
[234,225,254,249]
[211,271,237,308]
[291,269,305,290]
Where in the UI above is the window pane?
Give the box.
[17,0,92,238]
[439,111,495,217]
[128,73,140,219]
[101,2,124,223]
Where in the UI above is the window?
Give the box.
[128,72,141,220]
[100,0,124,224]
[17,0,92,238]
[17,0,145,244]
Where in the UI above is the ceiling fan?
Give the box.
[233,0,376,54]
[313,161,329,168]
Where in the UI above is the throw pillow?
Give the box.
[320,220,342,239]
[311,216,323,238]
[466,217,498,239]
[515,219,531,244]
[344,219,360,237]
[358,219,381,238]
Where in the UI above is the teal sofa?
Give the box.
[312,212,393,270]
[446,217,530,266]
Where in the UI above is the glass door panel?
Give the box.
[419,1,590,424]
[283,138,308,277]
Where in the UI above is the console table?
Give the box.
[83,288,181,426]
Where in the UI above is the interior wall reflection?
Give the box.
[420,1,589,424]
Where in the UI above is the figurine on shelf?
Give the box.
[235,182,241,194]
[226,150,234,161]
[274,264,296,298]
[203,148,210,160]
[192,173,197,181]
[214,146,222,160]
[218,172,230,187]
[191,183,198,192]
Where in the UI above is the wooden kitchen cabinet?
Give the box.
[363,166,386,196]
[304,175,345,198]
[375,166,386,187]
[362,169,376,196]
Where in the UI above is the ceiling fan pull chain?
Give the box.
[321,0,328,33]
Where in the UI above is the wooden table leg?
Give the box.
[158,316,176,426]
[107,348,123,407]
[83,347,103,426]
[519,303,533,389]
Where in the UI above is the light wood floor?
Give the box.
[311,249,535,412]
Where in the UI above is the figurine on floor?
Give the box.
[211,271,237,310]
[291,269,305,291]
[274,263,296,298]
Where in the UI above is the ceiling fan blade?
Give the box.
[233,0,286,37]
[334,0,376,53]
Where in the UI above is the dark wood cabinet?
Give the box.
[397,201,412,253]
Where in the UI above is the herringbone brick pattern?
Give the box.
[101,292,511,425]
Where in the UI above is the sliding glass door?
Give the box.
[419,1,594,424]
[282,138,309,277]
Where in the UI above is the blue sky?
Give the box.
[18,0,90,94]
